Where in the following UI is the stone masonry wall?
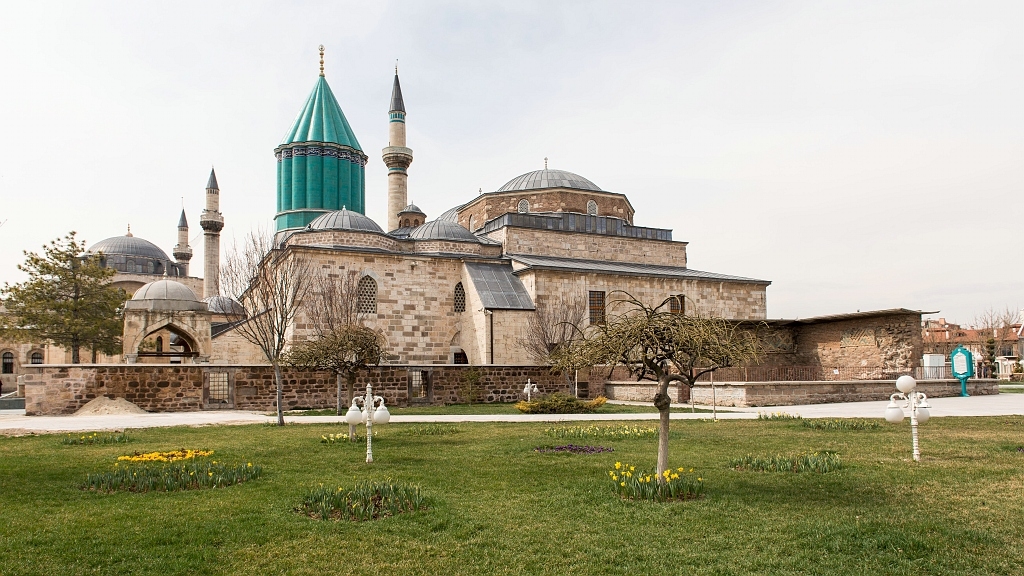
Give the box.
[23,364,572,415]
[793,314,923,374]
[492,227,688,267]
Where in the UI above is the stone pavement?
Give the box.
[1,393,1022,435]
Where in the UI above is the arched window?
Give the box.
[413,219,419,226]
[30,352,43,364]
[147,261,155,274]
[517,199,530,213]
[1,352,13,374]
[155,336,163,352]
[467,215,474,231]
[454,282,466,313]
[126,259,135,273]
[669,295,684,315]
[403,218,410,227]
[587,200,598,216]
[358,276,378,314]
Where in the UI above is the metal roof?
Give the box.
[766,308,934,325]
[132,280,198,301]
[206,167,218,190]
[307,209,383,233]
[497,169,601,192]
[397,203,425,215]
[204,295,245,316]
[508,254,771,285]
[408,220,479,242]
[436,206,461,222]
[465,262,535,310]
[280,76,362,150]
[177,209,188,229]
[478,211,672,241]
[88,235,170,261]
[390,73,406,113]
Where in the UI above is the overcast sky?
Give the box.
[0,1,1020,324]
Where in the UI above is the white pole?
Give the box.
[365,383,374,463]
[711,370,717,421]
[910,391,920,462]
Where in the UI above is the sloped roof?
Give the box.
[508,254,770,285]
[498,169,601,192]
[465,262,535,310]
[280,76,362,150]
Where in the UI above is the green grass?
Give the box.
[998,386,1024,394]
[285,402,718,416]
[2,417,1024,574]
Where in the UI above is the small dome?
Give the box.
[436,206,461,222]
[204,295,245,316]
[497,169,601,193]
[88,235,170,261]
[307,209,383,233]
[397,203,425,216]
[408,220,479,242]
[127,280,207,312]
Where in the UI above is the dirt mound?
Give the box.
[74,396,148,416]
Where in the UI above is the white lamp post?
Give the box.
[344,383,390,463]
[883,375,931,462]
[523,378,539,401]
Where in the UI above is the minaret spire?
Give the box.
[173,209,192,276]
[383,68,413,231]
[200,167,224,298]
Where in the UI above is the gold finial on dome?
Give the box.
[318,45,325,77]
[126,224,133,237]
[544,157,548,170]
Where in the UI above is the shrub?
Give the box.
[730,451,842,473]
[758,411,802,421]
[802,419,880,431]
[83,460,262,493]
[609,462,704,502]
[544,424,658,440]
[534,444,613,454]
[60,432,131,445]
[402,424,461,436]
[321,432,375,444]
[117,449,213,463]
[300,479,426,521]
[515,393,608,414]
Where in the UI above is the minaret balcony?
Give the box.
[382,146,413,169]
[200,211,224,233]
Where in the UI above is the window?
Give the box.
[408,370,430,399]
[1,352,13,374]
[587,200,598,215]
[467,215,474,231]
[208,372,229,403]
[454,282,466,313]
[453,350,468,364]
[669,295,684,315]
[589,291,606,325]
[30,352,43,364]
[155,336,163,352]
[357,275,378,314]
[517,199,530,213]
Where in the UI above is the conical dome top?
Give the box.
[280,76,362,150]
[390,73,406,113]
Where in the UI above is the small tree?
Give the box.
[519,293,588,395]
[221,229,311,426]
[0,232,124,363]
[285,325,386,415]
[558,292,761,481]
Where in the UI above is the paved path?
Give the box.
[1,393,1022,435]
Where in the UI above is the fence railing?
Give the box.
[689,365,953,383]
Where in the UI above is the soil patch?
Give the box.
[74,397,148,416]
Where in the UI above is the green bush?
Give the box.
[515,393,607,414]
[300,479,426,521]
[730,451,841,473]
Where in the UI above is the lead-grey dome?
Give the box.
[307,209,384,233]
[88,235,170,261]
[408,220,479,242]
[497,169,601,192]
[204,295,245,316]
[397,203,425,215]
[126,280,207,311]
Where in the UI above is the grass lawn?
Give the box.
[285,402,718,416]
[2,417,1023,575]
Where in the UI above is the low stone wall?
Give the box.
[603,379,998,407]
[22,364,571,416]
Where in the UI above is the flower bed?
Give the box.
[544,424,658,440]
[60,432,131,445]
[300,480,426,521]
[802,419,880,431]
[730,451,842,473]
[534,444,613,455]
[83,460,262,493]
[117,449,213,463]
[608,461,704,502]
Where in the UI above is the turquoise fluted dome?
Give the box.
[274,75,368,232]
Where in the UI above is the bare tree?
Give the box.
[286,269,386,415]
[519,292,588,394]
[972,306,1019,376]
[556,292,761,482]
[221,229,312,426]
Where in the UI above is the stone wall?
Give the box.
[791,313,923,373]
[457,189,635,230]
[491,227,687,267]
[23,364,572,415]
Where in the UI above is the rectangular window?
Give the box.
[669,295,684,315]
[408,370,429,399]
[209,372,229,403]
[589,291,606,325]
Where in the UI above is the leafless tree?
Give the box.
[306,269,362,337]
[555,292,761,482]
[972,306,1019,373]
[221,229,312,426]
[519,292,588,394]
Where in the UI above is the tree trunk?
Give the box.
[653,374,672,483]
[273,362,285,426]
[336,372,344,416]
[71,336,80,364]
[348,372,357,442]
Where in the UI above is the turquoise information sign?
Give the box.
[950,346,974,397]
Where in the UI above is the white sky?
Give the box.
[0,1,1020,325]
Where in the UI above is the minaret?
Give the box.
[172,209,192,276]
[199,168,224,298]
[383,67,413,232]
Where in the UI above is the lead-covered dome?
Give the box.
[126,280,207,311]
[408,220,479,242]
[307,209,383,233]
[497,169,601,193]
[88,235,170,261]
[204,295,245,316]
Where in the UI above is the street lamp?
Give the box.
[523,378,539,401]
[344,383,390,463]
[883,375,931,462]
